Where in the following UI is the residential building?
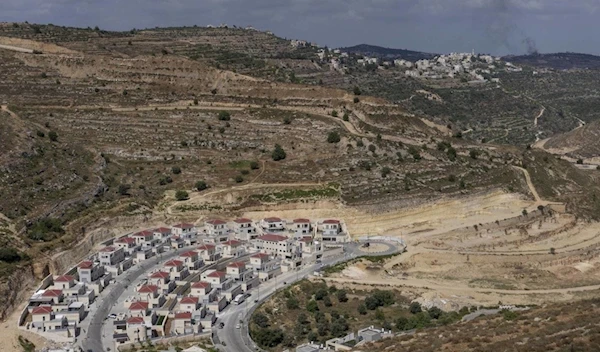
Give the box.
[77,260,104,284]
[114,237,138,254]
[197,244,219,262]
[172,312,194,334]
[226,262,247,281]
[41,289,64,305]
[153,227,172,241]
[99,246,125,266]
[292,219,312,237]
[221,240,244,258]
[255,234,293,257]
[296,343,325,352]
[232,218,257,241]
[149,271,175,294]
[249,253,270,270]
[132,230,156,248]
[52,275,75,290]
[164,259,189,281]
[137,285,165,308]
[179,296,200,312]
[126,316,151,342]
[203,271,228,288]
[30,306,54,328]
[357,326,393,343]
[172,223,197,238]
[179,251,204,272]
[260,217,285,232]
[299,237,321,254]
[190,281,216,302]
[205,219,229,238]
[320,219,347,242]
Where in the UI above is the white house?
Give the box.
[233,218,257,241]
[260,217,285,232]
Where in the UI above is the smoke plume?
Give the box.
[480,0,539,54]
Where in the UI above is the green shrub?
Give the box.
[48,131,58,141]
[175,190,189,201]
[172,166,182,174]
[327,131,341,143]
[272,144,287,161]
[195,180,208,191]
[218,111,231,121]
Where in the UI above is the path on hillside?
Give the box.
[512,166,542,204]
[534,106,545,126]
[0,44,34,53]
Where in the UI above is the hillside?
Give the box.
[339,44,436,61]
[504,52,600,70]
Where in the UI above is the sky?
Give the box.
[3,0,600,55]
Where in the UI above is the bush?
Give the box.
[235,175,244,183]
[118,184,131,195]
[253,313,270,328]
[250,161,260,170]
[331,110,338,117]
[193,98,198,105]
[0,248,23,263]
[408,146,421,161]
[323,296,332,307]
[327,131,341,143]
[428,306,443,319]
[28,218,64,242]
[502,309,519,321]
[306,299,319,312]
[48,131,58,142]
[381,167,391,178]
[368,144,377,153]
[253,328,284,348]
[343,112,349,121]
[218,111,231,121]
[172,166,182,174]
[358,303,367,315]
[337,289,348,303]
[354,97,360,103]
[159,176,173,185]
[577,159,584,164]
[365,296,379,310]
[36,130,45,138]
[447,147,457,161]
[287,296,300,310]
[241,169,250,175]
[469,149,480,159]
[353,86,362,95]
[283,117,292,125]
[175,190,189,201]
[211,88,218,95]
[315,288,328,300]
[448,174,457,182]
[409,302,422,314]
[195,180,208,191]
[272,144,287,161]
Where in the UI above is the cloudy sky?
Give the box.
[3,0,600,55]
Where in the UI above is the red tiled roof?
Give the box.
[31,306,53,315]
[206,271,226,278]
[258,234,288,242]
[263,217,282,223]
[191,281,211,289]
[206,219,226,225]
[116,237,136,244]
[100,246,117,252]
[323,219,340,224]
[197,244,216,250]
[223,240,241,246]
[173,223,195,229]
[300,236,313,242]
[42,289,63,297]
[251,253,269,259]
[294,218,311,223]
[150,271,170,279]
[174,312,192,320]
[164,260,183,267]
[138,285,159,294]
[180,251,198,258]
[134,230,154,237]
[227,262,246,268]
[180,296,199,304]
[78,260,93,269]
[234,218,252,224]
[127,317,145,324]
[54,275,74,282]
[129,301,149,311]
[154,227,171,234]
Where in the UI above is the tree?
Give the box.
[336,289,348,303]
[381,167,391,178]
[327,131,341,143]
[235,175,244,183]
[368,144,377,153]
[469,149,480,159]
[307,331,318,343]
[252,328,284,348]
[211,88,218,95]
[314,288,328,301]
[331,318,349,337]
[447,147,457,161]
[283,117,292,124]
[365,296,379,310]
[195,180,208,191]
[250,161,260,170]
[409,302,422,314]
[396,316,409,331]
[218,111,231,121]
[375,308,385,321]
[408,146,422,161]
[331,110,339,117]
[448,174,456,182]
[172,166,182,174]
[357,304,367,315]
[343,112,349,121]
[428,306,443,319]
[287,296,300,310]
[122,89,128,96]
[550,247,556,255]
[522,209,528,217]
[323,296,332,307]
[48,131,58,142]
[0,248,22,263]
[577,159,584,164]
[272,144,287,161]
[306,299,319,313]
[175,190,189,201]
[353,97,360,103]
[118,184,131,196]
[297,313,309,325]
[36,130,45,137]
[252,313,270,328]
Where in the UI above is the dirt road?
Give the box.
[534,106,545,126]
[512,166,542,204]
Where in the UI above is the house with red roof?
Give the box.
[292,218,313,237]
[204,219,229,240]
[172,223,197,238]
[202,270,228,287]
[126,315,151,343]
[320,219,348,242]
[114,236,138,254]
[149,271,175,294]
[77,260,105,284]
[226,262,248,281]
[30,305,54,326]
[132,230,156,247]
[172,311,195,334]
[221,239,244,258]
[52,275,75,290]
[250,252,270,269]
[127,301,157,326]
[137,285,165,308]
[233,218,257,241]
[99,246,125,266]
[256,234,293,256]
[41,289,64,304]
[190,281,216,301]
[153,227,172,240]
[299,236,322,254]
[164,259,189,281]
[179,296,200,312]
[260,217,286,232]
[179,250,204,272]
[197,243,220,263]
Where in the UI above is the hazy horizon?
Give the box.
[3,0,600,56]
